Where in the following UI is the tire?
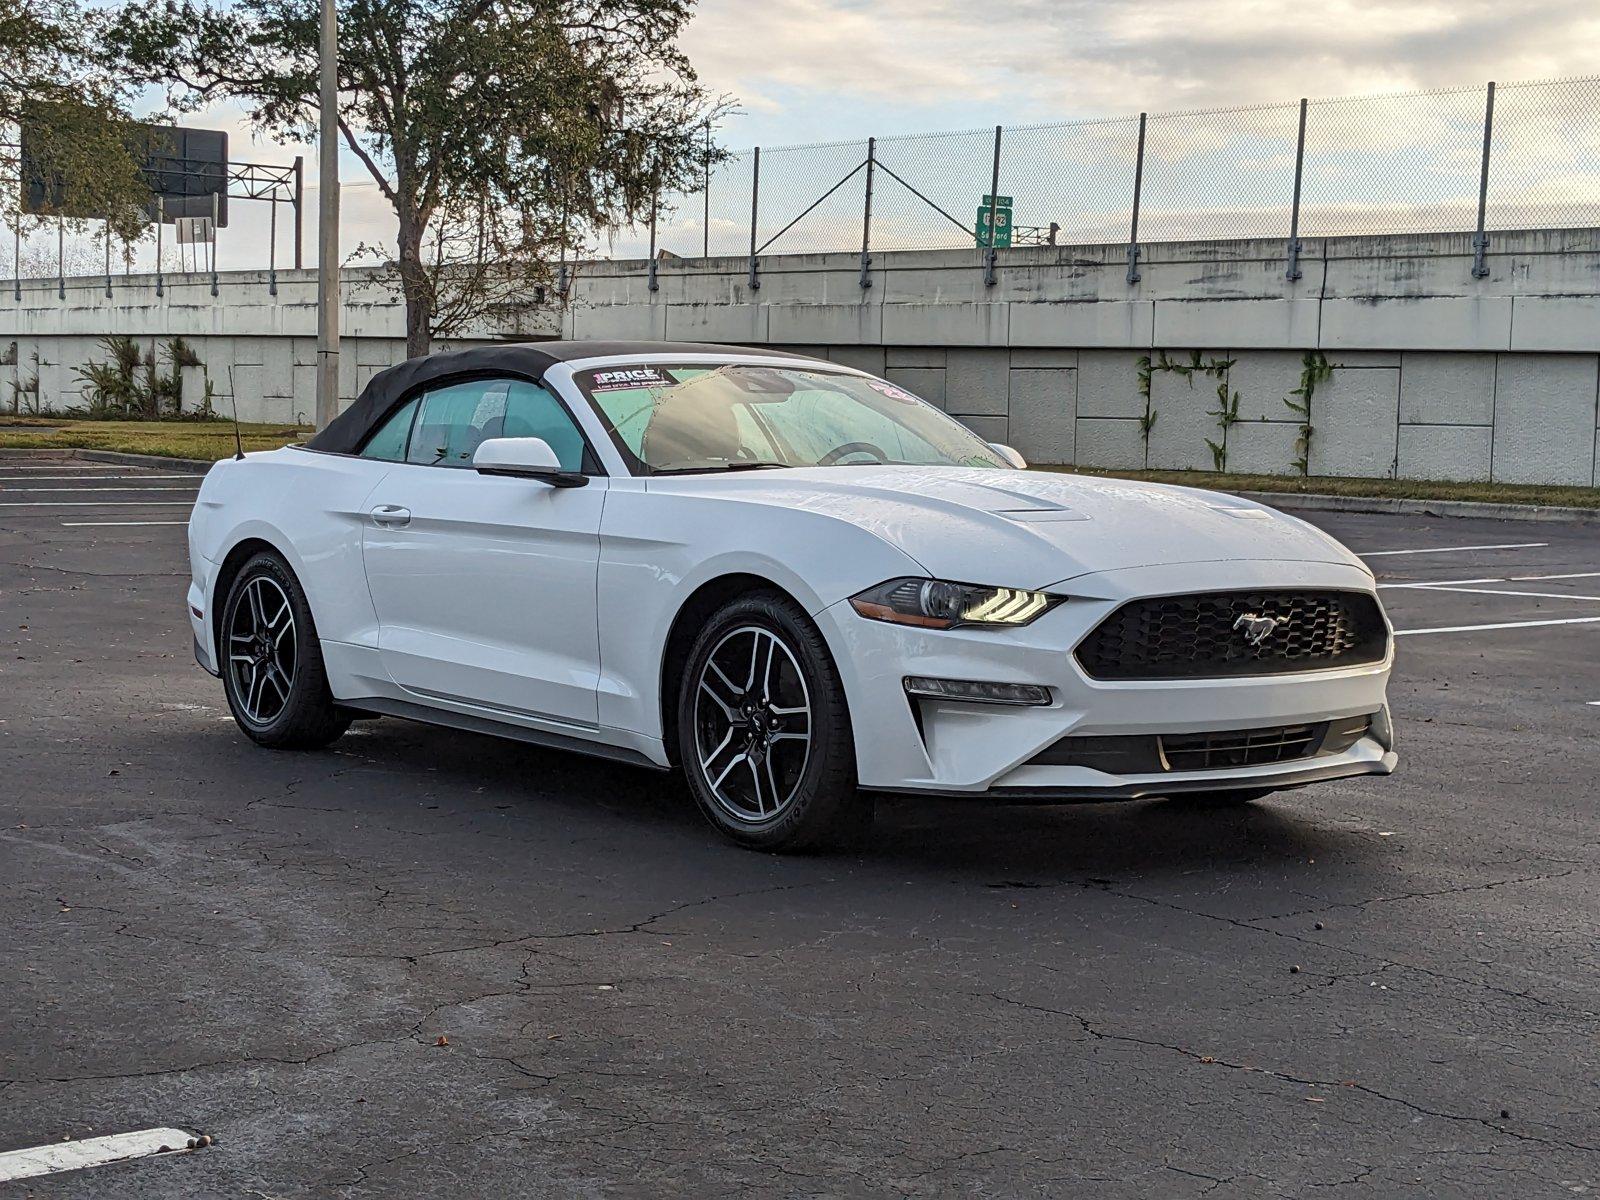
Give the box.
[677,591,866,851]
[1165,788,1274,808]
[219,551,351,750]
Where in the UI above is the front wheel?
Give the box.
[220,551,351,750]
[677,592,866,851]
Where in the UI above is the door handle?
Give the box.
[370,504,412,528]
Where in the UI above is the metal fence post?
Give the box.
[292,156,304,270]
[210,190,220,297]
[747,146,761,291]
[13,224,19,302]
[57,215,65,301]
[647,182,660,292]
[269,197,279,296]
[156,196,165,298]
[859,137,875,290]
[1286,98,1308,281]
[1472,81,1496,279]
[702,121,711,258]
[1126,113,1146,285]
[983,125,1002,287]
[104,223,113,299]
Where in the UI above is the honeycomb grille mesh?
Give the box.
[1076,590,1388,680]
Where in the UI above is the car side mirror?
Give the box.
[989,443,1028,469]
[473,437,588,488]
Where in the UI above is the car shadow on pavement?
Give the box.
[187,715,1380,888]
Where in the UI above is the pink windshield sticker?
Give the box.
[868,381,918,402]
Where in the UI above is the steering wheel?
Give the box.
[818,441,888,466]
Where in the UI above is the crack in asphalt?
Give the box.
[981,991,1600,1157]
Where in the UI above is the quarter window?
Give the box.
[359,396,419,461]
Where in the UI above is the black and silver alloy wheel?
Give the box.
[693,625,813,823]
[227,575,298,726]
[220,551,351,750]
[677,592,867,851]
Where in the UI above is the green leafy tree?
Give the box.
[1,0,148,243]
[108,0,726,356]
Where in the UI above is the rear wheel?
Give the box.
[220,551,350,750]
[677,592,866,851]
[1166,788,1274,808]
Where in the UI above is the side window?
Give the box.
[359,397,419,461]
[502,381,589,472]
[406,379,510,467]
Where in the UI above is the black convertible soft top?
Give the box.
[304,339,800,455]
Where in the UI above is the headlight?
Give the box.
[849,578,1063,630]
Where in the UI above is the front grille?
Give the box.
[1030,714,1372,775]
[1075,590,1388,681]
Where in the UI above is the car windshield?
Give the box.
[571,362,1009,474]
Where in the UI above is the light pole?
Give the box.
[314,0,340,430]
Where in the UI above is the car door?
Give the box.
[359,375,608,728]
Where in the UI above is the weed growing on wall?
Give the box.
[1284,351,1333,476]
[1206,380,1241,471]
[1139,351,1237,469]
[72,336,215,421]
[8,356,42,415]
[1136,355,1156,460]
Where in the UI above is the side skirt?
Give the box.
[342,696,669,771]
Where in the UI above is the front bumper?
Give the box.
[818,557,1396,798]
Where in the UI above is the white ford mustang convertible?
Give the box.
[187,340,1396,849]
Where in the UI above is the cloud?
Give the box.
[686,0,1600,136]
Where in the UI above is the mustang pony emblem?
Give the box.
[1233,613,1280,646]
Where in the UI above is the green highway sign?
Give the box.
[976,196,1013,248]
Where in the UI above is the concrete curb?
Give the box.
[1236,489,1600,525]
[0,447,213,474]
[71,448,215,474]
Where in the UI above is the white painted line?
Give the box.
[1379,578,1504,589]
[1361,542,1548,558]
[1382,572,1600,590]
[0,463,129,470]
[1588,701,1600,707]
[0,1128,197,1182]
[0,501,195,507]
[61,520,189,527]
[1394,616,1600,637]
[1393,585,1600,602]
[0,474,200,481]
[1,486,199,493]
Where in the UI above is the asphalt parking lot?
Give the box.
[1,453,1597,1199]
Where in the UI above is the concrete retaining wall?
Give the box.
[4,229,1598,485]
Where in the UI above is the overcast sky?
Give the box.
[689,0,1599,145]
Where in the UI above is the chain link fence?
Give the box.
[627,75,1600,288]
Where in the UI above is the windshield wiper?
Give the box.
[653,461,791,475]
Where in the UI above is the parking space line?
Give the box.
[1,486,200,493]
[1394,585,1600,602]
[1379,578,1503,589]
[1361,542,1548,557]
[0,1128,198,1182]
[0,501,196,507]
[1394,616,1600,636]
[1508,571,1600,582]
[0,474,201,482]
[61,520,190,527]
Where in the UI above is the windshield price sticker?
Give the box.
[589,367,668,392]
[868,380,918,403]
